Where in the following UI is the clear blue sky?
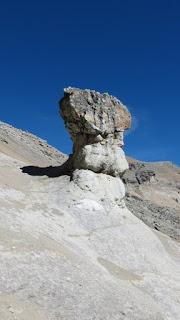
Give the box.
[1,0,180,164]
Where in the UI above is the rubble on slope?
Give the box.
[124,159,180,240]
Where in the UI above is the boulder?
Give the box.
[73,169,126,202]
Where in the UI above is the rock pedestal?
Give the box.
[60,87,131,176]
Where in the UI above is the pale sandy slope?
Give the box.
[0,122,180,320]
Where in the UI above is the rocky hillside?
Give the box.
[0,121,66,166]
[0,89,180,320]
[124,158,180,241]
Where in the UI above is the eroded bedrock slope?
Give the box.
[0,104,180,320]
[0,149,180,319]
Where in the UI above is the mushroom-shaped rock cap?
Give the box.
[60,87,131,139]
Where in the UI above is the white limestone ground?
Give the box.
[0,123,180,320]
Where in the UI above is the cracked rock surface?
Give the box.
[60,88,131,176]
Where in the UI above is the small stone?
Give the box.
[8,306,15,313]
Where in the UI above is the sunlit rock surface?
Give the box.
[60,88,131,176]
[0,120,180,320]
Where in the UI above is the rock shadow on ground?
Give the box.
[21,159,71,178]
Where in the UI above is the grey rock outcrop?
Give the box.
[60,87,131,176]
[124,158,180,240]
[122,162,156,185]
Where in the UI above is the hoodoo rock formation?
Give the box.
[60,87,131,176]
[0,102,180,319]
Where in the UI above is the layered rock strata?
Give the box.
[60,87,131,176]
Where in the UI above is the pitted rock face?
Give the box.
[60,87,131,176]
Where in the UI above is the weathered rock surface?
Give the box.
[73,169,126,204]
[60,88,131,176]
[124,158,180,240]
[0,121,180,320]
